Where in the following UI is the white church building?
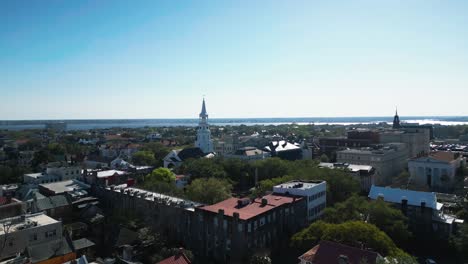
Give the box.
[195,98,214,154]
[163,99,214,168]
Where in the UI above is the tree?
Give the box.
[142,168,180,195]
[141,142,169,167]
[378,256,418,264]
[367,199,411,246]
[291,221,409,258]
[253,158,290,181]
[322,196,411,246]
[181,158,227,179]
[132,151,156,166]
[450,223,468,260]
[322,195,368,223]
[186,178,232,204]
[146,168,176,183]
[320,154,329,162]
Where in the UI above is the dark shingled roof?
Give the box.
[177,147,205,161]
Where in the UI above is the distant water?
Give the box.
[0,117,468,131]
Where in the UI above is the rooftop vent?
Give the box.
[237,198,250,207]
[261,198,268,206]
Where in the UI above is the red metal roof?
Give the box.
[199,194,302,220]
[157,253,191,264]
[299,241,380,264]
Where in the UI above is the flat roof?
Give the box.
[199,194,302,220]
[109,185,202,211]
[274,180,325,190]
[24,172,44,178]
[368,185,438,209]
[40,180,90,194]
[0,213,59,235]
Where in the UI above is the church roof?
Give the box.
[178,147,206,161]
[200,98,208,118]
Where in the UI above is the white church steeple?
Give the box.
[195,98,213,153]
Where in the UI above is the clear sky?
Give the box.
[1,0,468,120]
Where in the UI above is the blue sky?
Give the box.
[1,0,468,120]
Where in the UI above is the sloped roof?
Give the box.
[36,195,70,211]
[73,238,95,251]
[27,238,73,263]
[264,141,300,152]
[299,241,380,264]
[157,253,191,264]
[368,185,438,209]
[96,170,127,178]
[177,147,205,161]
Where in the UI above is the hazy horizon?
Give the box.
[2,1,468,119]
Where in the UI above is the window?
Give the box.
[247,223,251,233]
[45,230,56,238]
[29,233,38,242]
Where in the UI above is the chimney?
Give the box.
[261,198,268,206]
[233,212,240,220]
[177,247,184,256]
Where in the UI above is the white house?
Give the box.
[146,133,162,141]
[23,163,81,185]
[273,180,326,222]
[408,151,466,192]
[0,213,63,261]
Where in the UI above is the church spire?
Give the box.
[195,98,213,153]
[200,98,208,118]
[393,107,401,129]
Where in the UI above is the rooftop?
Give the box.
[96,170,127,178]
[429,151,458,162]
[264,140,300,152]
[299,240,380,264]
[39,179,90,194]
[0,213,59,235]
[199,193,302,220]
[368,185,439,210]
[274,180,325,190]
[338,143,406,155]
[157,253,192,264]
[108,185,202,211]
[319,162,373,173]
